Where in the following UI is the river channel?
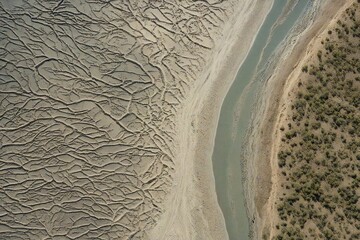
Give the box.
[211,1,313,239]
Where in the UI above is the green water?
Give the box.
[211,1,312,239]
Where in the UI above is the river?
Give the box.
[211,0,313,239]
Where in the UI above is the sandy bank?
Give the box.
[246,0,353,239]
[148,1,273,239]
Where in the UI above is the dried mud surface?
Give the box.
[0,0,237,239]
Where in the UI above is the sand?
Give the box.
[245,0,354,239]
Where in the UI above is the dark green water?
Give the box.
[211,1,312,239]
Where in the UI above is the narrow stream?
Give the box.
[211,1,312,239]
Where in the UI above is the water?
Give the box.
[211,1,312,239]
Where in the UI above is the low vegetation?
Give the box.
[274,2,359,239]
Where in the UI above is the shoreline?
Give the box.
[189,1,274,239]
[149,0,274,239]
[245,0,352,239]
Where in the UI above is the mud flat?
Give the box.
[0,0,273,239]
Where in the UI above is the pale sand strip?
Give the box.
[247,0,353,239]
[149,1,273,239]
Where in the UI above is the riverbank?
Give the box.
[246,0,351,239]
[189,1,273,239]
[269,0,359,238]
[148,1,273,239]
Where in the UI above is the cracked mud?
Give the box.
[0,0,235,239]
